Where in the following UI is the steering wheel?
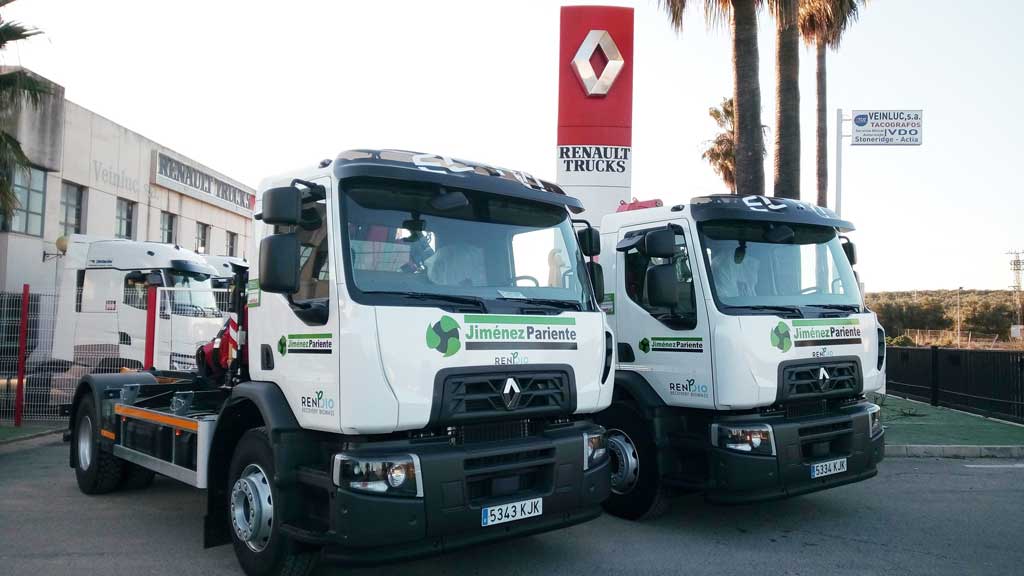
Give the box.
[515,275,540,287]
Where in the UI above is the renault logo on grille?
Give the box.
[502,377,522,410]
[571,30,625,97]
[817,367,833,392]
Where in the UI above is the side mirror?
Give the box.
[145,272,164,286]
[259,234,301,294]
[646,263,678,308]
[841,237,857,266]
[125,270,145,284]
[577,227,600,257]
[587,261,604,304]
[643,228,675,259]
[260,186,303,226]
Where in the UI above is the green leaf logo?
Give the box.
[771,322,792,352]
[426,315,461,357]
[278,335,288,356]
[639,338,651,354]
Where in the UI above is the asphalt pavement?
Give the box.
[2,435,1022,576]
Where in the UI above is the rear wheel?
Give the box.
[73,394,123,494]
[596,401,669,520]
[228,428,318,576]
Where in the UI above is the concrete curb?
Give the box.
[0,427,64,446]
[886,445,1024,458]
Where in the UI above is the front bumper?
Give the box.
[707,402,884,504]
[320,421,610,565]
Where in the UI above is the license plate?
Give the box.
[481,497,543,527]
[810,457,847,479]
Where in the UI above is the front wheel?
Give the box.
[228,428,318,576]
[595,401,669,520]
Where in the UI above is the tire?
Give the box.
[73,394,123,495]
[595,401,670,520]
[228,428,318,576]
[120,462,156,490]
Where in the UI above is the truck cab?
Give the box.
[597,195,885,517]
[69,150,613,576]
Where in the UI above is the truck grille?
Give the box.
[435,369,574,425]
[781,360,862,400]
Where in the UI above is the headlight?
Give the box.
[583,430,608,470]
[711,423,776,456]
[333,453,423,498]
[867,403,882,436]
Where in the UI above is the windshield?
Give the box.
[165,271,221,317]
[341,182,595,312]
[699,220,861,315]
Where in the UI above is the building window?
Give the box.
[226,231,238,257]
[195,222,209,254]
[60,181,85,236]
[1,166,46,236]
[160,211,176,244]
[115,198,135,239]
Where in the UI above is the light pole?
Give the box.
[956,286,963,348]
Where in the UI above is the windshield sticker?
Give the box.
[246,279,261,308]
[600,293,615,315]
[772,319,862,352]
[426,315,462,357]
[640,337,704,353]
[462,314,578,351]
[279,333,333,356]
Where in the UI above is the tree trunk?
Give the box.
[815,41,828,207]
[772,0,800,200]
[730,0,765,197]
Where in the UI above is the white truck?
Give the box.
[594,195,885,518]
[50,236,225,372]
[68,150,613,576]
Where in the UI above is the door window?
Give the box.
[622,225,698,330]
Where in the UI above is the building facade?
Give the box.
[0,67,255,292]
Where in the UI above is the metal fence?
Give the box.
[886,346,1024,424]
[1,284,230,425]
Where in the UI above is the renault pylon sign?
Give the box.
[557,6,634,220]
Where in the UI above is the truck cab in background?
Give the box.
[597,195,884,518]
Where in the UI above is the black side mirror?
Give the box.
[643,228,676,259]
[260,186,303,226]
[577,227,600,257]
[646,263,678,307]
[145,272,164,286]
[587,261,604,304]
[841,237,857,266]
[259,234,301,294]
[125,270,145,283]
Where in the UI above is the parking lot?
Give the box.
[1,435,1022,576]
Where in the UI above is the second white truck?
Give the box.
[595,195,885,517]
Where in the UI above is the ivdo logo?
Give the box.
[426,315,461,357]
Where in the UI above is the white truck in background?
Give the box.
[594,195,885,518]
[68,150,613,576]
[50,236,225,372]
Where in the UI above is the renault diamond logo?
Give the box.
[502,377,522,410]
[817,367,832,392]
[571,30,624,97]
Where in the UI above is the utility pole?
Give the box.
[957,286,963,348]
[1010,250,1023,327]
[835,108,847,217]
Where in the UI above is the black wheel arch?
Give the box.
[612,370,666,419]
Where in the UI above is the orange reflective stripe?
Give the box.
[100,429,116,440]
[114,405,199,432]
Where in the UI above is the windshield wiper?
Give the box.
[805,303,862,313]
[496,297,582,311]
[723,304,803,318]
[366,291,488,312]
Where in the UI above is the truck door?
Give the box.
[250,176,341,432]
[615,220,714,408]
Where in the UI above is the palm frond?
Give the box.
[0,69,51,111]
[799,0,862,48]
[0,130,31,218]
[0,20,42,50]
[0,0,25,9]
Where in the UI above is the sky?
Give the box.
[3,0,1022,292]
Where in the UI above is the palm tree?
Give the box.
[799,0,862,207]
[0,0,47,221]
[771,0,800,200]
[702,97,769,192]
[661,1,766,196]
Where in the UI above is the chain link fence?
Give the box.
[1,285,230,424]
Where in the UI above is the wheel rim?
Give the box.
[606,429,640,495]
[230,463,274,553]
[77,414,93,471]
